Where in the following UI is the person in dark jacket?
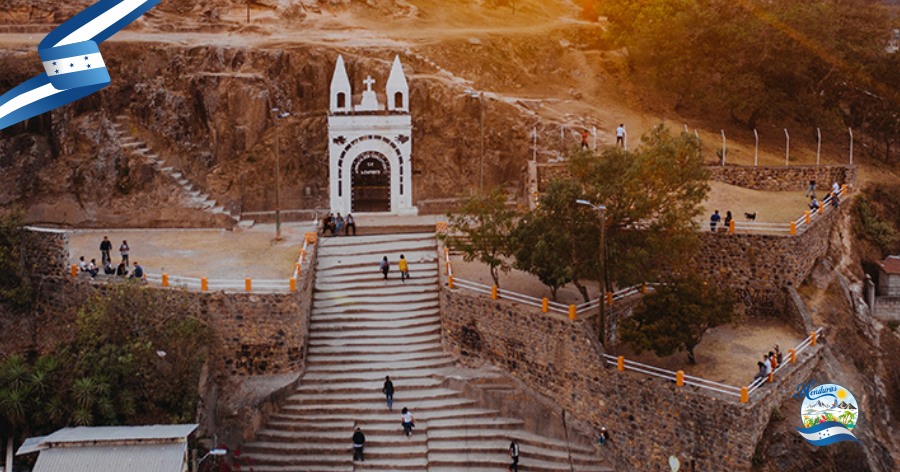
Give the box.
[383,376,394,410]
[100,236,112,266]
[352,427,365,462]
[130,261,144,279]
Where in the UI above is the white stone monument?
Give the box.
[327,55,416,215]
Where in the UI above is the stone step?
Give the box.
[237,219,256,228]
[307,335,442,351]
[177,178,190,186]
[282,396,475,415]
[171,172,182,179]
[304,357,453,374]
[427,417,525,430]
[315,262,438,279]
[315,276,439,292]
[300,365,449,383]
[268,407,498,424]
[427,430,594,456]
[311,324,439,340]
[428,451,582,472]
[237,466,352,472]
[311,308,440,323]
[306,341,443,356]
[211,206,227,214]
[318,233,435,248]
[286,386,459,404]
[243,440,427,456]
[305,348,446,364]
[312,294,439,310]
[309,316,441,334]
[316,251,438,271]
[160,166,173,172]
[317,239,436,258]
[294,378,443,394]
[311,300,439,316]
[313,284,438,301]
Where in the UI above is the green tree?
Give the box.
[513,180,599,301]
[620,276,736,364]
[0,212,35,313]
[569,125,709,289]
[442,188,519,287]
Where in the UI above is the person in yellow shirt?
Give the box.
[399,254,410,282]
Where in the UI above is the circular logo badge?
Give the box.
[800,383,859,430]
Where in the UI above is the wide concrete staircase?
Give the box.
[243,233,613,471]
[111,115,254,228]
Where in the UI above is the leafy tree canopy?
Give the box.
[620,275,736,364]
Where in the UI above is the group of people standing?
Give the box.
[709,210,733,232]
[806,180,842,211]
[322,213,356,236]
[78,236,142,279]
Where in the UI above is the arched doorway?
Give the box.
[351,152,391,212]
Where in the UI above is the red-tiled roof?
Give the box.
[878,257,900,274]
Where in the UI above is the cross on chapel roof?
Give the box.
[363,75,375,92]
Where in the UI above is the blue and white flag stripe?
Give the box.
[0,0,159,131]
[796,421,859,447]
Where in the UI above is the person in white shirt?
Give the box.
[401,407,414,437]
[616,124,626,147]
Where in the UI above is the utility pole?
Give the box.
[479,92,485,194]
[577,199,608,344]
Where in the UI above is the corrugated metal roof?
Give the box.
[40,424,198,445]
[32,443,187,472]
[878,256,900,275]
[17,436,46,455]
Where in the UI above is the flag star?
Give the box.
[55,70,59,74]
[84,56,89,60]
[52,61,57,66]
[70,63,74,68]
[86,64,91,68]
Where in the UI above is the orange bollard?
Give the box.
[741,387,749,403]
[617,356,625,372]
[818,205,824,215]
[448,275,454,289]
[676,371,684,387]
[290,277,297,293]
[446,262,452,276]
[491,285,498,300]
[767,372,774,383]
[162,273,169,287]
[300,249,306,263]
[805,211,811,224]
[640,284,648,294]
[729,220,735,234]
[841,184,847,196]
[541,297,549,313]
[606,292,613,306]
[789,349,796,363]
[71,264,78,277]
[790,222,797,235]
[295,263,301,276]
[201,277,208,292]
[245,278,252,292]
[810,331,817,346]
[568,305,577,320]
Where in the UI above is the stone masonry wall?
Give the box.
[706,165,856,191]
[874,297,900,322]
[440,287,824,471]
[698,204,841,318]
[18,227,316,376]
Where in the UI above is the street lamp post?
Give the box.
[272,108,290,240]
[194,448,227,472]
[577,199,608,343]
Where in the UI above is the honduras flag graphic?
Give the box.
[0,0,160,130]
[796,421,860,447]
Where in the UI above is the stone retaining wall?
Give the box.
[21,226,69,278]
[698,204,841,318]
[706,165,856,191]
[440,287,824,471]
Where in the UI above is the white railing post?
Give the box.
[816,128,821,166]
[753,129,759,167]
[720,130,726,166]
[592,125,597,150]
[849,127,854,165]
[532,126,537,161]
[784,128,790,166]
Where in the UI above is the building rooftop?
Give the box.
[878,256,900,275]
[17,424,198,472]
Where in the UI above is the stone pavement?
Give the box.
[242,233,614,471]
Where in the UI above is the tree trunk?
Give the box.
[687,347,697,365]
[490,265,500,288]
[572,278,590,303]
[550,286,559,302]
[6,435,13,472]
